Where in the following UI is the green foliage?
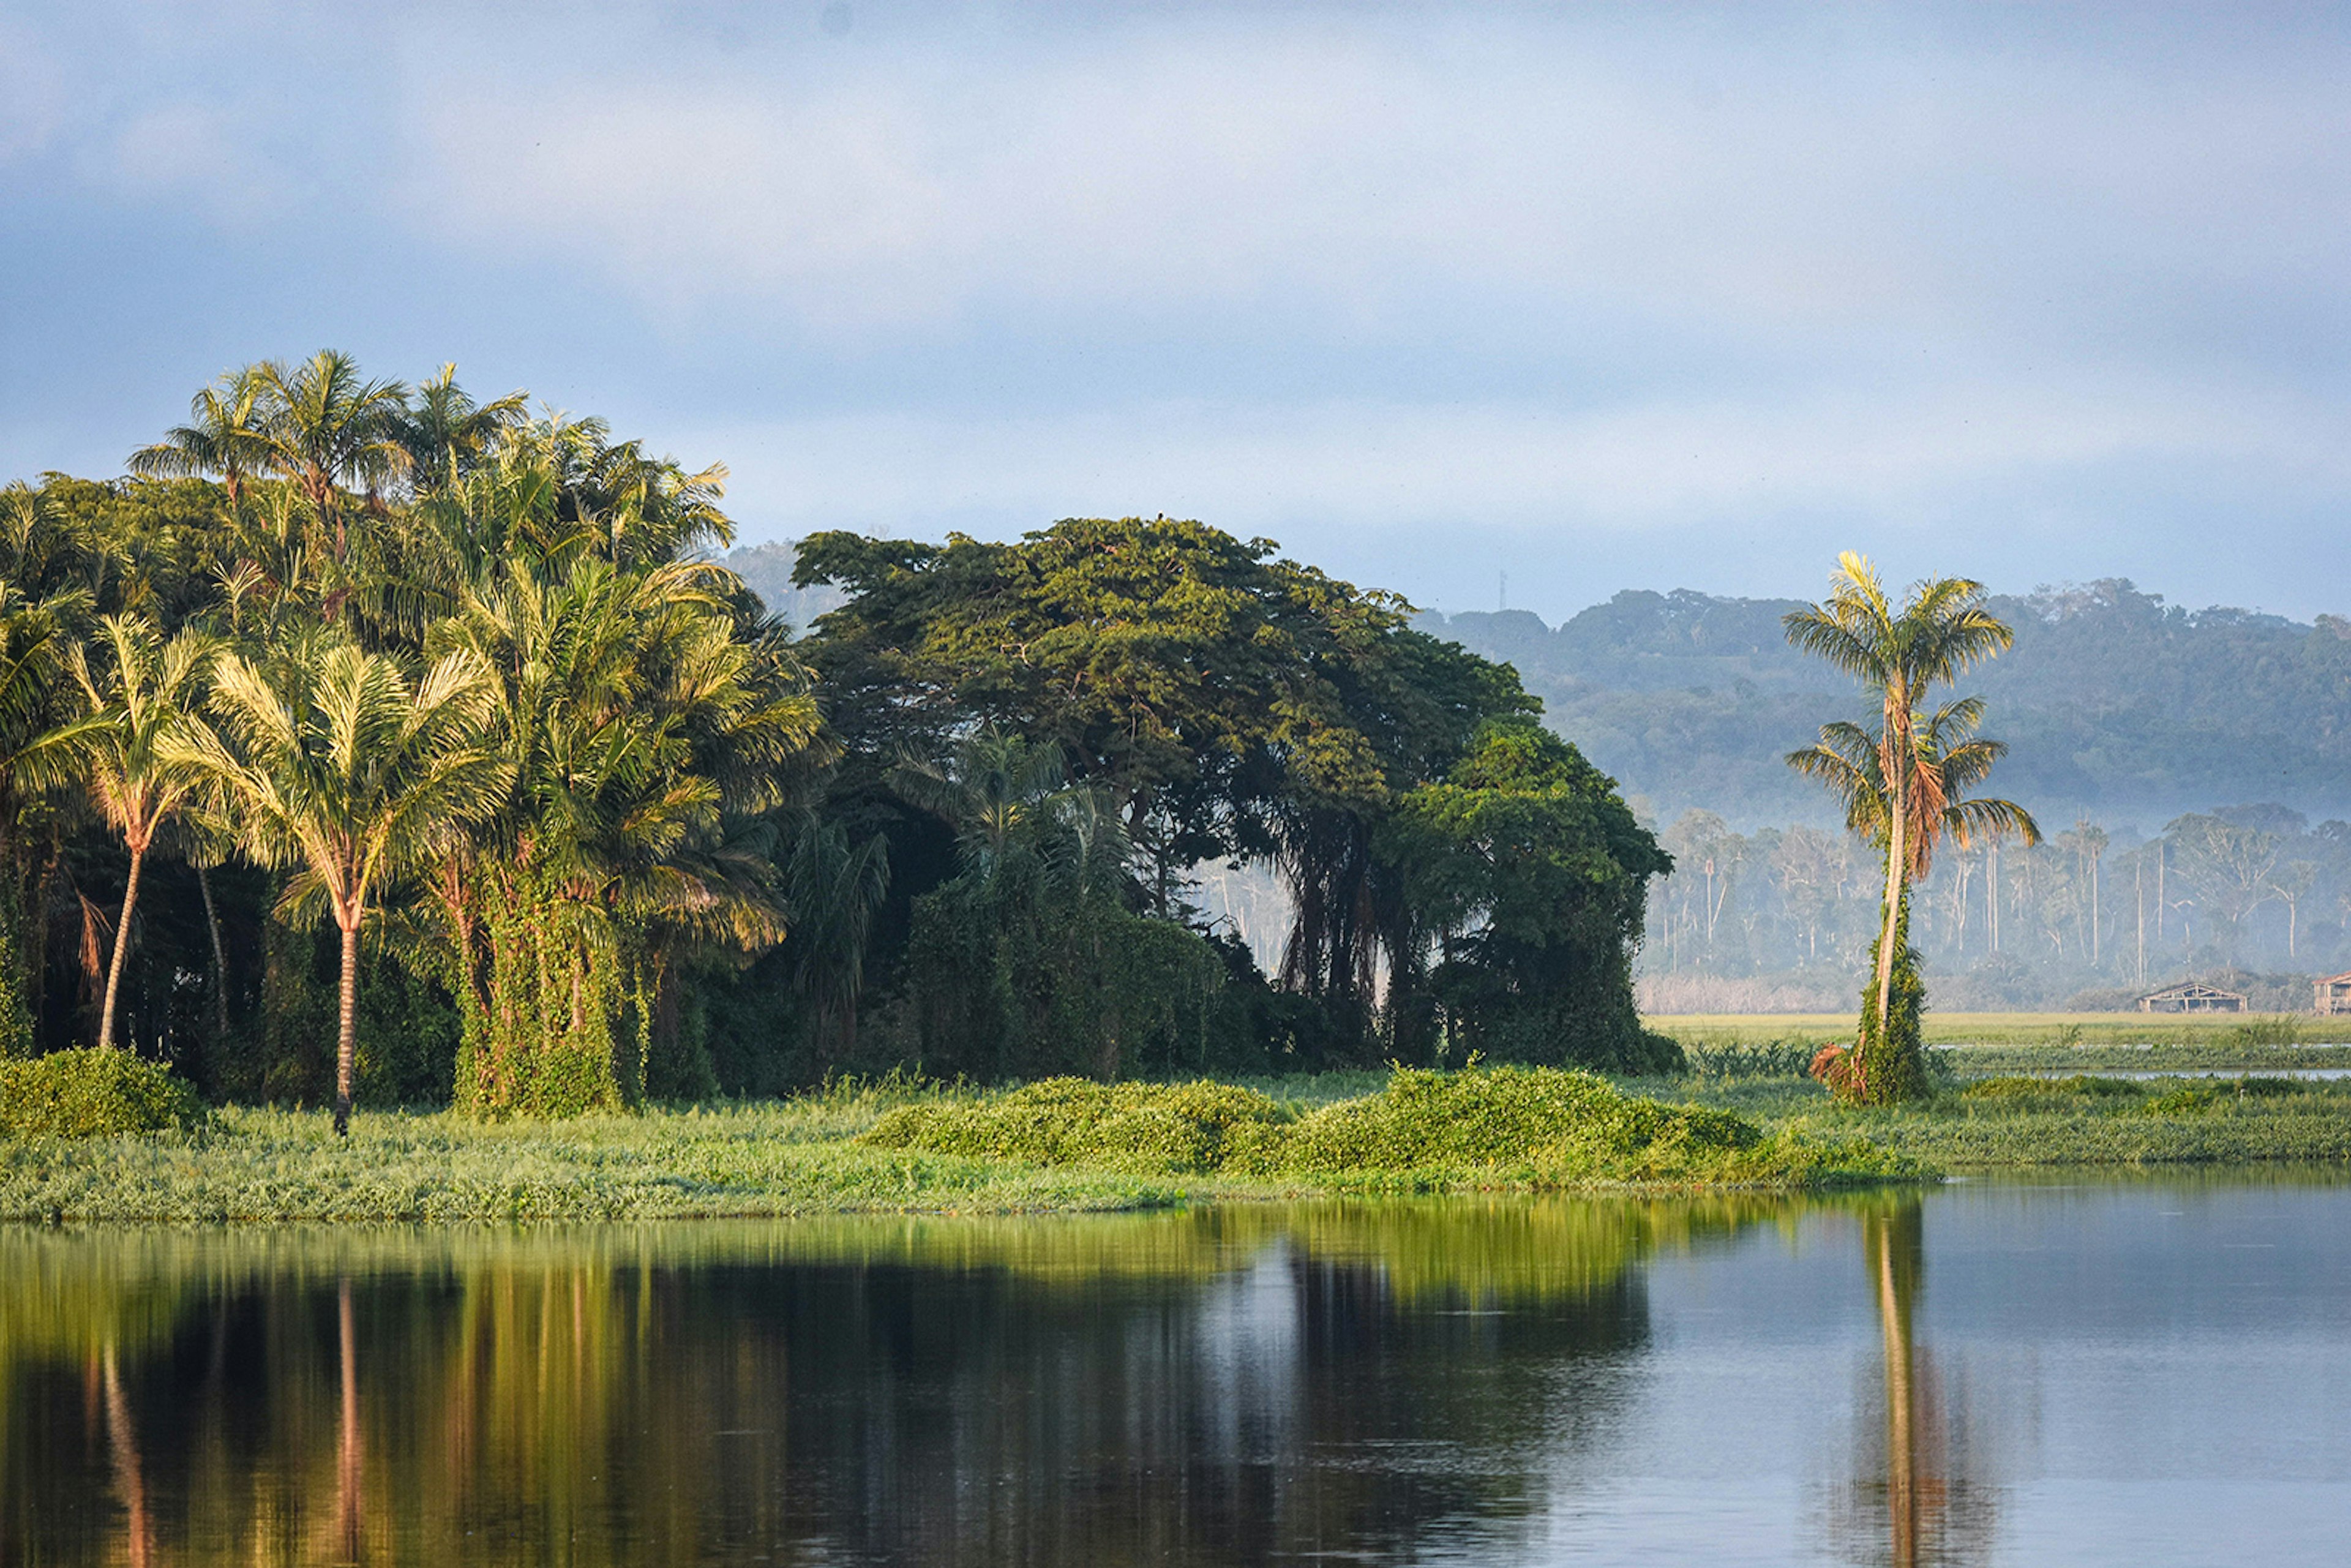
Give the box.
[1846,896,1929,1105]
[2230,1015,2306,1048]
[864,1064,1916,1188]
[862,1078,1289,1175]
[1385,718,1670,1070]
[1679,1039,1820,1079]
[0,1047,199,1138]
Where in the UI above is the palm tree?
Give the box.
[399,365,527,493]
[1785,555,2020,1086]
[1788,696,2039,1098]
[255,351,413,563]
[171,635,503,1134]
[126,366,276,509]
[427,555,818,1113]
[70,615,219,1051]
[783,817,891,1061]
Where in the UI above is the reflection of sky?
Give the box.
[1578,1182,2351,1566]
[6,4,2351,620]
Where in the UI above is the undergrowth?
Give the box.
[861,1065,1918,1189]
[0,1049,201,1138]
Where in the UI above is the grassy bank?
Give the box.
[9,1058,2351,1223]
[0,1068,1907,1222]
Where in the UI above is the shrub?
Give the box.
[860,1078,1289,1175]
[858,1065,1910,1188]
[1277,1065,1763,1181]
[0,1049,201,1139]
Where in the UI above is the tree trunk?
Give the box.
[334,917,360,1136]
[1873,790,1906,1053]
[197,861,230,1040]
[97,846,145,1052]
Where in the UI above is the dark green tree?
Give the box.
[1383,718,1674,1071]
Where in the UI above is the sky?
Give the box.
[3,1,2349,625]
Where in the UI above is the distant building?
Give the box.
[2315,972,2351,1015]
[2139,981,2249,1014]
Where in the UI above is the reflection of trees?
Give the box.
[1823,1199,2000,1568]
[0,1201,1784,1566]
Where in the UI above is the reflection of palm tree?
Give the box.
[99,1341,152,1568]
[1865,1201,1926,1568]
[336,1277,365,1563]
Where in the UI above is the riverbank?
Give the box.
[6,1062,2351,1221]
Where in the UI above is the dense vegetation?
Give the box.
[1428,580,2351,825]
[0,353,1676,1123]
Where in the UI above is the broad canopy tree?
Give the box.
[796,517,1671,1070]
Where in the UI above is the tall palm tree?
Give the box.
[69,615,219,1051]
[1785,555,2019,1079]
[255,351,413,563]
[1788,696,2039,1098]
[399,365,527,494]
[126,367,276,510]
[171,636,503,1133]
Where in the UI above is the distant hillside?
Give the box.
[719,542,846,634]
[1423,580,2351,829]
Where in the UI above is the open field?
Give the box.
[1648,1011,2344,1046]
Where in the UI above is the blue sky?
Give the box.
[4,1,2349,623]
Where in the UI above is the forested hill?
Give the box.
[1420,581,2351,828]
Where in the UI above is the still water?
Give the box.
[5,1177,2349,1566]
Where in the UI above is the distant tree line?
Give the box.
[0,353,1678,1120]
[1643,800,2351,1011]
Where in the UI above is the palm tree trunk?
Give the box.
[97,846,145,1051]
[197,861,230,1040]
[1873,793,1906,1053]
[334,917,359,1136]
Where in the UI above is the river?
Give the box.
[4,1174,2347,1565]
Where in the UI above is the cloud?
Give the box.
[397,8,2351,366]
[672,374,2341,546]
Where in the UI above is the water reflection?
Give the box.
[0,1202,1769,1566]
[1817,1199,1999,1568]
[8,1182,2351,1565]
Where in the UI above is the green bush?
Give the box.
[1277,1064,1762,1180]
[860,1065,1913,1188]
[0,1049,201,1139]
[860,1078,1289,1175]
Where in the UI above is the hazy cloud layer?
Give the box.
[4,2,2349,619]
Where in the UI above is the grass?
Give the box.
[10,1043,2351,1222]
[1639,1068,2351,1169]
[1652,1011,2351,1075]
[0,1095,1242,1223]
[0,1067,1912,1223]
